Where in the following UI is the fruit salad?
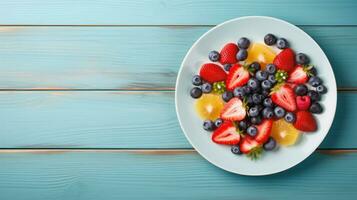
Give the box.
[190,34,327,160]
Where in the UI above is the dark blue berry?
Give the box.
[214,118,223,128]
[264,34,277,46]
[250,116,262,125]
[249,106,259,117]
[222,91,234,102]
[242,85,251,95]
[239,120,248,131]
[263,137,277,151]
[296,53,310,65]
[248,78,259,90]
[274,106,285,118]
[261,80,272,90]
[252,93,263,104]
[192,75,202,86]
[208,50,220,62]
[223,64,232,72]
[310,102,323,114]
[268,74,277,84]
[308,90,320,102]
[250,62,261,71]
[263,98,273,107]
[284,112,296,123]
[266,64,277,74]
[316,85,327,94]
[247,126,258,137]
[295,84,308,96]
[308,76,322,87]
[190,87,202,99]
[231,145,242,155]
[201,82,212,93]
[203,120,215,131]
[310,66,317,76]
[262,107,274,119]
[262,90,270,97]
[277,38,289,49]
[255,70,268,81]
[233,87,245,98]
[237,37,250,49]
[247,95,254,106]
[236,49,248,61]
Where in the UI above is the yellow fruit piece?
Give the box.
[246,43,276,69]
[271,119,300,146]
[195,94,224,120]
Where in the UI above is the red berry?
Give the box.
[199,63,227,83]
[219,43,239,64]
[225,63,250,91]
[293,111,317,132]
[212,121,240,145]
[296,96,311,111]
[273,48,296,72]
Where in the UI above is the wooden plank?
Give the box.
[0,26,356,89]
[0,150,356,200]
[0,0,357,25]
[0,91,354,148]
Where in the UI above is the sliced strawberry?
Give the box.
[288,65,308,84]
[219,43,239,64]
[199,63,227,83]
[273,48,296,72]
[293,111,317,132]
[271,84,297,112]
[212,121,240,145]
[225,63,250,91]
[220,97,246,121]
[296,96,311,111]
[239,136,260,154]
[254,119,273,144]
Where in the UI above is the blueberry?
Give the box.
[250,62,261,71]
[222,91,234,102]
[263,98,273,107]
[248,78,259,90]
[266,64,277,74]
[262,107,274,119]
[236,49,248,61]
[242,85,251,95]
[310,66,317,76]
[310,102,323,114]
[308,90,320,102]
[246,95,254,106]
[231,145,242,155]
[233,87,245,98]
[263,137,277,151]
[214,118,223,128]
[316,85,327,94]
[294,84,308,96]
[249,106,260,117]
[261,80,272,90]
[250,116,262,125]
[264,33,277,46]
[190,87,202,99]
[238,120,248,131]
[274,106,286,118]
[252,93,263,104]
[247,126,258,137]
[201,82,212,93]
[208,50,220,62]
[308,76,322,87]
[192,75,203,86]
[203,120,215,131]
[223,64,232,72]
[262,90,270,97]
[256,70,268,81]
[277,38,289,49]
[268,74,277,84]
[296,53,310,65]
[237,37,250,49]
[284,112,296,123]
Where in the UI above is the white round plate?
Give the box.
[175,16,337,176]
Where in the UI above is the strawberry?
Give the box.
[219,43,239,64]
[287,65,313,84]
[239,136,260,154]
[225,63,250,91]
[273,48,296,72]
[220,97,246,121]
[293,111,317,132]
[296,96,311,111]
[212,121,240,145]
[199,63,227,83]
[254,119,273,144]
[271,84,297,112]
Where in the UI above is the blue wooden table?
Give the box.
[1,1,357,199]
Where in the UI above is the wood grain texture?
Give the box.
[0,91,354,148]
[0,0,357,25]
[0,26,356,89]
[0,151,356,200]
